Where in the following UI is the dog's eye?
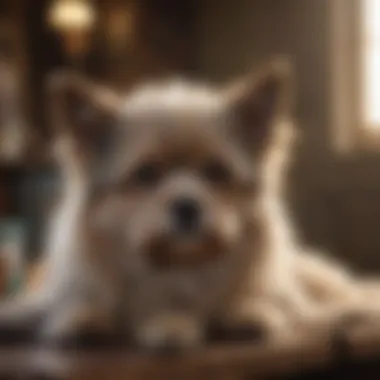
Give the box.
[202,161,231,184]
[132,163,162,187]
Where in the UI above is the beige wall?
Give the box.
[197,0,330,146]
[195,0,380,272]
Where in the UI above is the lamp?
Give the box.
[47,0,96,62]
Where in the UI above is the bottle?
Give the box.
[0,220,25,297]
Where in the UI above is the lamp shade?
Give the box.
[48,0,96,32]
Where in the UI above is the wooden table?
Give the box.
[0,329,358,379]
[1,319,380,379]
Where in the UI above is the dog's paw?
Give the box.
[212,299,290,343]
[0,321,37,345]
[0,299,44,345]
[331,303,380,338]
[207,319,266,343]
[134,313,203,355]
[40,305,120,349]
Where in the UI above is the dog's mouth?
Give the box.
[144,232,226,269]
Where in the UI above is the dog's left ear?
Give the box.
[224,58,292,156]
[47,71,123,155]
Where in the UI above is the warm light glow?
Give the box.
[363,0,380,129]
[107,7,134,49]
[48,0,96,32]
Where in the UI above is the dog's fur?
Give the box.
[1,59,379,349]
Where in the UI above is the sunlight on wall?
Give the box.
[363,0,380,129]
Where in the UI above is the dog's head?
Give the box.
[48,59,291,270]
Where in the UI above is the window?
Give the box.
[363,0,380,130]
[332,0,380,151]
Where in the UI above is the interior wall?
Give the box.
[196,0,380,272]
[13,0,199,259]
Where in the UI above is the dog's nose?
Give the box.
[170,197,201,234]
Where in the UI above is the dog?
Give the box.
[1,58,379,350]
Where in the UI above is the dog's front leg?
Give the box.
[40,298,119,347]
[0,294,49,342]
[133,312,204,353]
[211,296,292,343]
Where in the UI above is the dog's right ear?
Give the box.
[223,58,292,158]
[47,71,123,154]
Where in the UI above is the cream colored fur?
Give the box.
[232,119,380,340]
[1,62,380,349]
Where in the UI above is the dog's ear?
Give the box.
[47,71,122,154]
[224,58,292,156]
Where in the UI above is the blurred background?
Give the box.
[0,0,379,295]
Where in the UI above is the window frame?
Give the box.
[330,0,380,152]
